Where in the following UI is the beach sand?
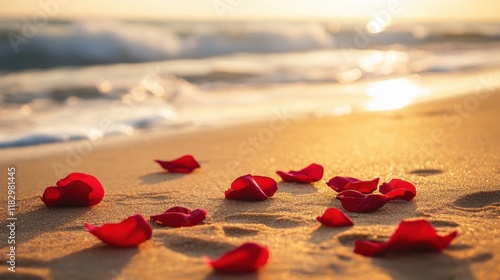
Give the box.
[1,89,499,280]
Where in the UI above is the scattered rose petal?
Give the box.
[327,176,379,194]
[154,155,200,173]
[354,219,457,257]
[336,190,389,213]
[150,206,207,228]
[316,207,354,227]
[225,174,278,201]
[207,242,269,274]
[85,214,152,248]
[379,179,417,201]
[41,172,104,207]
[276,163,324,183]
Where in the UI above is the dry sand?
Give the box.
[1,90,499,280]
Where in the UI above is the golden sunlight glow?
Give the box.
[1,0,499,22]
[366,18,389,34]
[337,68,362,83]
[97,81,113,94]
[364,78,422,111]
[87,129,104,141]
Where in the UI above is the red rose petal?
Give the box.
[41,172,104,207]
[326,176,358,192]
[208,242,269,274]
[154,155,200,173]
[316,207,354,227]
[150,206,207,228]
[379,179,416,201]
[225,175,278,201]
[327,176,379,194]
[336,190,389,213]
[164,206,192,214]
[85,214,152,248]
[354,219,457,257]
[254,176,278,197]
[276,163,324,183]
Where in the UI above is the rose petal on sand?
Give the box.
[379,179,417,201]
[154,155,200,173]
[327,176,379,194]
[225,174,278,201]
[207,242,269,274]
[336,190,389,213]
[150,206,207,227]
[85,214,152,248]
[316,207,354,227]
[354,219,458,257]
[276,163,324,183]
[41,172,104,207]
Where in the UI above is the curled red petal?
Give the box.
[164,206,192,214]
[336,190,389,213]
[384,189,416,201]
[354,219,457,257]
[225,174,278,201]
[151,206,207,228]
[154,155,200,173]
[354,240,386,257]
[253,176,278,197]
[379,179,416,201]
[276,163,324,183]
[41,172,104,207]
[208,242,269,274]
[345,178,379,194]
[327,176,379,193]
[85,214,152,248]
[316,207,354,227]
[326,176,359,192]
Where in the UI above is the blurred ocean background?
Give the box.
[1,19,500,148]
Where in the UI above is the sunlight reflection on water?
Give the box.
[365,77,427,111]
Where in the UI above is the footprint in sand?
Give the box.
[409,169,444,176]
[61,225,87,231]
[429,220,459,228]
[222,225,260,237]
[337,233,374,247]
[155,232,235,258]
[110,193,178,206]
[452,190,500,216]
[224,212,305,228]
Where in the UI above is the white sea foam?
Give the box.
[1,20,499,148]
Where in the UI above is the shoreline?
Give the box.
[1,66,500,152]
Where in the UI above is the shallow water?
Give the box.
[1,20,499,148]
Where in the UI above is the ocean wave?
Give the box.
[2,20,500,72]
[0,21,334,71]
[1,20,500,148]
